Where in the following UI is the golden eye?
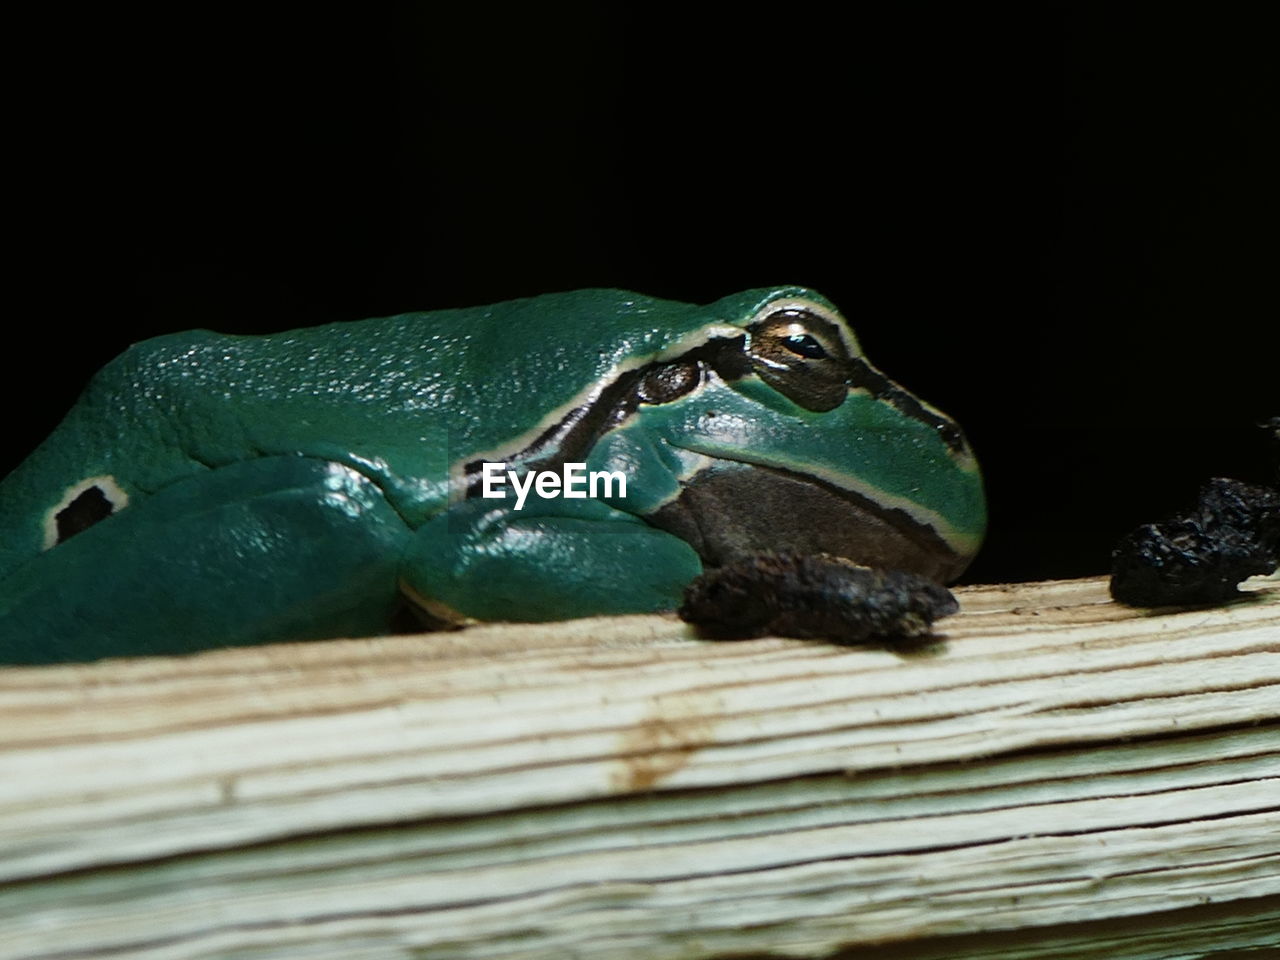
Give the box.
[746,306,853,413]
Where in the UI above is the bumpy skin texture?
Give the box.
[0,287,986,663]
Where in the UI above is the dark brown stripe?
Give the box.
[847,359,968,455]
[464,336,749,494]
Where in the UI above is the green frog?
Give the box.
[0,286,985,662]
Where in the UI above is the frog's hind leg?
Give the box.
[0,457,412,665]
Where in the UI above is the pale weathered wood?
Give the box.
[0,575,1277,959]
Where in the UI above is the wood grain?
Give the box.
[1,575,1277,959]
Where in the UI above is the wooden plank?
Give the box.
[1,575,1277,959]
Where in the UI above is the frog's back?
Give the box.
[0,289,708,579]
[129,288,707,457]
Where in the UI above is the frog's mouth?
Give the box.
[647,458,971,583]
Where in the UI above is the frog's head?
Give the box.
[634,286,986,583]
[473,285,985,583]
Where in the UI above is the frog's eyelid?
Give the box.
[749,298,861,360]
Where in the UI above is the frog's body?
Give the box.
[0,287,985,663]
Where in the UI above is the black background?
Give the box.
[7,5,1277,584]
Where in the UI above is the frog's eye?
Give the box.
[783,333,827,360]
[747,306,853,412]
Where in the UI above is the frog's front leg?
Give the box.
[0,457,412,664]
[401,496,703,623]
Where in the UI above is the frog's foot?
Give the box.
[678,551,959,646]
[0,457,412,664]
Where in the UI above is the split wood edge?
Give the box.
[0,575,1277,960]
